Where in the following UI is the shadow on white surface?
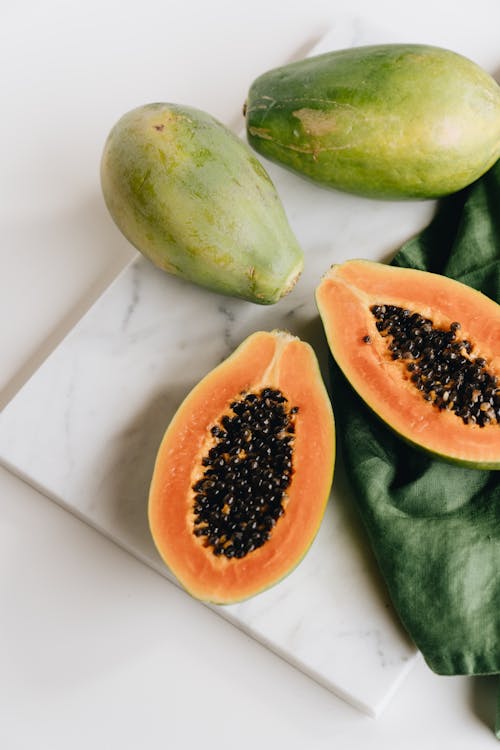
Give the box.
[469,674,499,734]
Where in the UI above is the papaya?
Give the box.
[148,330,335,603]
[245,44,500,199]
[316,260,500,469]
[101,103,303,304]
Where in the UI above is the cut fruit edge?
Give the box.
[316,260,500,469]
[148,330,336,603]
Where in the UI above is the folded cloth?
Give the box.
[332,161,500,734]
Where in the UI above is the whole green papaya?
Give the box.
[101,103,303,303]
[245,44,500,199]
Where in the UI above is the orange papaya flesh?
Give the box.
[316,260,500,469]
[148,330,335,604]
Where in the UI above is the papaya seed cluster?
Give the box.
[192,388,298,558]
[369,304,500,427]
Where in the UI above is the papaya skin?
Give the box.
[316,260,500,469]
[148,330,335,604]
[101,103,303,304]
[246,44,500,199]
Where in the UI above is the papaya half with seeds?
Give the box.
[245,44,500,199]
[101,103,303,304]
[148,330,335,604]
[316,260,500,469]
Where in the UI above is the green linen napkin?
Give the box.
[332,162,500,733]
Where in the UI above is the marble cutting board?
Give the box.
[0,22,439,716]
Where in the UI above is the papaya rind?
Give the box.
[316,260,500,470]
[101,103,304,304]
[246,44,500,200]
[148,330,335,604]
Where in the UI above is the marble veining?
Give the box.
[0,18,440,717]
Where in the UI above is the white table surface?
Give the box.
[1,1,499,747]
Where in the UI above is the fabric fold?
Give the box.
[332,161,500,733]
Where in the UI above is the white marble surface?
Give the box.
[2,3,500,747]
[0,18,437,718]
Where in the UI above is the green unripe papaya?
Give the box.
[245,44,500,199]
[101,103,303,303]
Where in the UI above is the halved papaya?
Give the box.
[148,330,335,604]
[316,260,500,469]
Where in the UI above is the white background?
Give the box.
[1,1,499,747]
